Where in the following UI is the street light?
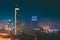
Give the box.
[15,7,19,35]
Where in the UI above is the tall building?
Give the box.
[4,20,12,30]
[15,5,23,34]
[31,16,38,30]
[31,16,40,35]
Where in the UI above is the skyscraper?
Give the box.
[32,16,38,29]
[15,5,23,34]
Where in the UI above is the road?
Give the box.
[0,36,10,40]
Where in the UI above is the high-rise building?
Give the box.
[15,5,23,34]
[4,20,12,30]
[31,16,38,30]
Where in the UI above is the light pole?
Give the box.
[15,8,19,35]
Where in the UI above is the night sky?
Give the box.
[0,0,60,22]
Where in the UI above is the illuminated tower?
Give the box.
[32,16,38,30]
[15,4,23,35]
[31,16,38,40]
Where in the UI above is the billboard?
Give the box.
[32,16,37,21]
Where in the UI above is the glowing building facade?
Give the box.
[16,6,23,34]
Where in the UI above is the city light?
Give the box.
[0,0,60,40]
[8,19,11,22]
[42,26,51,33]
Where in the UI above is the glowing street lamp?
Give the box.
[15,7,19,35]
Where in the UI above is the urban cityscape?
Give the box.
[0,0,60,40]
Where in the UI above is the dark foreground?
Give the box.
[11,32,60,40]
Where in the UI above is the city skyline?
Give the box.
[0,0,60,32]
[0,0,60,40]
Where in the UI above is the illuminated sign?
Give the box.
[32,16,37,21]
